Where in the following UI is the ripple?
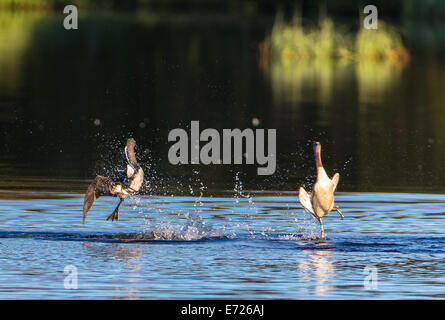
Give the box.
[0,229,230,243]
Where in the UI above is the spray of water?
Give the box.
[88,134,336,241]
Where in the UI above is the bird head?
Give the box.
[313,141,321,153]
[127,138,136,149]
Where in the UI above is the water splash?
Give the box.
[230,172,259,237]
[87,136,323,241]
[135,170,234,241]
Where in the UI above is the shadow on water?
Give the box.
[1,230,444,255]
[0,230,230,243]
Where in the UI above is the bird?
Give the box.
[82,138,144,223]
[298,142,343,239]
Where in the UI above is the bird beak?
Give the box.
[313,141,321,151]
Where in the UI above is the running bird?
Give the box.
[82,138,144,223]
[298,142,343,239]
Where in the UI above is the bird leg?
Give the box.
[107,198,124,221]
[334,207,344,220]
[319,218,325,240]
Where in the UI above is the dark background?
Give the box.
[0,0,444,194]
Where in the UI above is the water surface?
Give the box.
[1,191,444,299]
[0,12,445,192]
[0,10,444,300]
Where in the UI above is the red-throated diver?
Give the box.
[82,138,144,223]
[298,142,344,239]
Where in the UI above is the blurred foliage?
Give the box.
[356,22,409,64]
[262,10,409,64]
[0,11,44,98]
[260,11,410,105]
[270,18,350,60]
[0,6,444,192]
[0,0,444,20]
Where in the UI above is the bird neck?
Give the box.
[125,145,138,165]
[315,150,323,169]
[315,150,329,182]
[317,166,328,181]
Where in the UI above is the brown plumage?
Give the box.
[298,142,344,239]
[82,138,144,223]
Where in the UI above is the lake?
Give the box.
[0,11,444,299]
[1,189,445,299]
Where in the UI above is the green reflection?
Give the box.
[0,9,444,193]
[261,12,410,107]
[0,11,44,94]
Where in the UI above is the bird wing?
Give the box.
[331,173,340,192]
[83,183,96,224]
[298,187,315,214]
[83,175,114,223]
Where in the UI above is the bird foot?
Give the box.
[336,207,344,220]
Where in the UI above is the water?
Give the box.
[1,190,445,299]
[1,12,445,193]
[0,9,444,300]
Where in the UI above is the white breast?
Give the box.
[126,164,135,178]
[129,167,144,192]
